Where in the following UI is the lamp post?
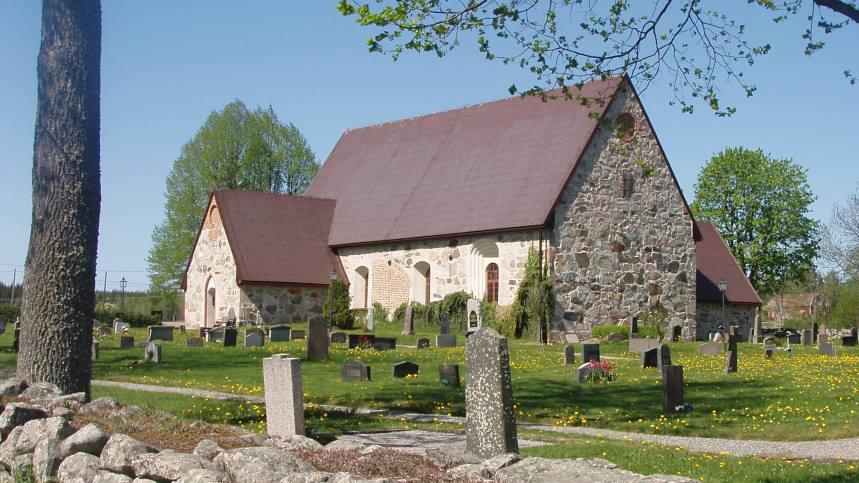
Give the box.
[719,279,727,332]
[119,277,127,313]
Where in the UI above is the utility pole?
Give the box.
[9,269,16,305]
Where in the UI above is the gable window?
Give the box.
[485,263,499,303]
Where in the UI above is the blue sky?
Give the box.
[0,1,856,291]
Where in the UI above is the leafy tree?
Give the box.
[148,101,318,292]
[18,0,101,395]
[338,0,857,115]
[829,282,859,328]
[691,147,819,298]
[323,279,355,329]
[822,185,859,280]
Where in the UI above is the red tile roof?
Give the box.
[306,77,623,246]
[695,221,761,305]
[212,190,344,286]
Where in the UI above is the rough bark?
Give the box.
[17,0,102,396]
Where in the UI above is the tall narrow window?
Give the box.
[621,171,635,198]
[485,263,499,303]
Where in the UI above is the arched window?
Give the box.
[485,263,499,303]
[412,261,431,304]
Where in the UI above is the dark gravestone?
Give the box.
[671,325,682,342]
[630,316,639,338]
[641,347,658,368]
[223,328,238,347]
[348,334,375,349]
[207,327,225,342]
[439,312,450,335]
[662,365,684,412]
[465,328,518,459]
[439,364,460,388]
[119,336,134,349]
[581,343,600,363]
[186,337,204,347]
[812,323,819,344]
[416,337,430,349]
[843,336,858,347]
[435,334,457,348]
[307,316,329,361]
[269,325,291,342]
[402,305,414,336]
[291,330,306,341]
[853,327,858,338]
[147,325,174,342]
[393,361,419,378]
[0,318,7,335]
[725,328,738,373]
[13,327,20,352]
[564,345,575,365]
[144,343,161,363]
[329,331,347,344]
[179,325,185,334]
[764,347,774,358]
[198,327,209,339]
[801,329,812,346]
[341,361,371,382]
[244,329,265,348]
[787,333,801,345]
[657,344,672,372]
[373,337,397,351]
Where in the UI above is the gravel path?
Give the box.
[92,379,859,461]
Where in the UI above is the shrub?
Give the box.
[591,325,630,340]
[392,291,472,331]
[371,302,388,325]
[0,304,20,323]
[94,309,158,328]
[640,306,669,339]
[508,247,554,339]
[323,279,354,329]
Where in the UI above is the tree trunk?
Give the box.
[17,0,102,396]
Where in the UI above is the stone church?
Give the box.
[181,76,760,340]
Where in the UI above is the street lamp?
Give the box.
[119,277,128,313]
[719,279,727,331]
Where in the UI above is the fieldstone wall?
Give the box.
[696,302,756,341]
[240,285,326,325]
[184,200,242,328]
[550,82,697,337]
[337,230,539,314]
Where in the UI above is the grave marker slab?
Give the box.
[290,329,306,341]
[393,361,419,378]
[607,332,625,342]
[186,337,204,347]
[630,316,639,338]
[465,328,517,459]
[581,343,600,362]
[628,338,660,353]
[330,331,347,344]
[416,337,430,349]
[245,329,265,348]
[662,365,684,412]
[113,320,130,335]
[801,329,812,346]
[263,354,305,437]
[435,334,457,348]
[91,341,99,361]
[269,325,291,342]
[402,305,414,335]
[466,299,482,334]
[765,347,774,358]
[787,333,801,345]
[207,327,225,342]
[439,364,460,388]
[307,316,329,361]
[147,326,174,342]
[564,345,575,365]
[341,361,371,382]
[119,336,134,349]
[348,334,375,349]
[373,337,397,351]
[223,328,238,347]
[843,336,857,347]
[439,312,450,335]
[144,343,161,363]
[698,342,721,355]
[819,340,836,356]
[366,306,374,332]
[641,348,658,368]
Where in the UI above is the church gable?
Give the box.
[550,81,697,335]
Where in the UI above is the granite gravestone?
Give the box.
[366,305,375,332]
[329,331,347,344]
[465,328,518,459]
[658,344,672,372]
[91,341,99,361]
[341,361,371,382]
[269,325,291,342]
[764,346,774,358]
[787,333,802,345]
[581,343,600,362]
[393,361,419,378]
[812,323,819,344]
[416,337,430,349]
[628,338,660,353]
[436,334,457,348]
[144,343,161,363]
[373,337,397,351]
[439,364,460,388]
[223,328,238,347]
[439,312,450,335]
[113,320,130,335]
[291,329,306,340]
[662,365,684,412]
[630,316,639,338]
[207,327,225,343]
[698,342,721,355]
[119,336,134,349]
[564,345,575,365]
[307,316,329,361]
[263,354,305,437]
[348,334,375,349]
[466,299,482,335]
[147,325,174,342]
[186,337,204,347]
[245,329,265,348]
[641,348,658,368]
[819,340,836,356]
[801,329,813,346]
[402,305,414,336]
[725,328,738,373]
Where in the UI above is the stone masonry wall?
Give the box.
[239,284,326,325]
[184,200,242,328]
[550,82,697,337]
[696,302,756,341]
[337,230,539,314]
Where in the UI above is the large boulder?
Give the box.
[0,378,27,397]
[20,382,63,401]
[448,452,520,479]
[323,439,366,452]
[0,403,48,436]
[130,451,207,482]
[40,392,86,410]
[93,472,134,483]
[192,440,223,461]
[174,468,231,483]
[57,452,101,483]
[16,416,75,454]
[213,447,314,483]
[493,457,694,482]
[60,423,110,458]
[100,434,157,476]
[265,435,324,453]
[32,437,62,483]
[0,426,23,470]
[79,397,120,415]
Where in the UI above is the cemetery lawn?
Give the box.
[2,324,859,441]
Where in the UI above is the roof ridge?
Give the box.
[214,189,336,203]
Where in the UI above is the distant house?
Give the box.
[182,75,761,339]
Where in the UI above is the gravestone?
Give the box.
[787,333,801,345]
[801,329,813,346]
[439,364,461,388]
[662,365,684,412]
[819,332,830,344]
[402,305,414,336]
[812,322,819,344]
[147,325,174,342]
[765,346,774,358]
[0,318,7,335]
[466,299,482,335]
[223,328,238,347]
[179,325,186,334]
[465,328,517,459]
[843,335,858,347]
[671,325,682,342]
[641,348,658,368]
[607,332,625,342]
[144,343,161,363]
[12,326,19,353]
[341,361,371,382]
[262,354,305,437]
[373,337,397,351]
[628,338,660,353]
[113,320,130,335]
[348,334,375,349]
[245,329,265,348]
[435,334,457,348]
[186,337,204,347]
[762,336,774,347]
[698,342,721,355]
[439,312,450,335]
[393,361,419,378]
[564,345,575,365]
[657,344,672,372]
[269,325,291,342]
[819,340,836,356]
[329,331,347,344]
[416,337,430,349]
[207,327,225,342]
[581,343,600,363]
[630,316,639,338]
[725,328,738,373]
[291,329,306,340]
[575,362,608,383]
[366,305,375,332]
[307,316,329,361]
[119,336,134,349]
[91,341,99,361]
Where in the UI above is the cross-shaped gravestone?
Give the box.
[263,354,304,437]
[393,361,419,378]
[438,364,460,388]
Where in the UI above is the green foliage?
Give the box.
[691,147,819,298]
[591,325,629,340]
[148,101,318,292]
[323,279,354,329]
[371,302,388,325]
[94,309,159,328]
[639,306,669,339]
[393,291,471,331]
[830,282,859,329]
[822,184,859,281]
[0,304,20,323]
[509,248,554,339]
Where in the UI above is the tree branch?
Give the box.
[814,0,859,23]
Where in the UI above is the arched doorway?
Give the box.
[205,277,216,327]
[354,266,369,309]
[412,261,431,304]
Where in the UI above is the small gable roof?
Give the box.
[306,77,624,247]
[695,221,762,305]
[183,190,344,288]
